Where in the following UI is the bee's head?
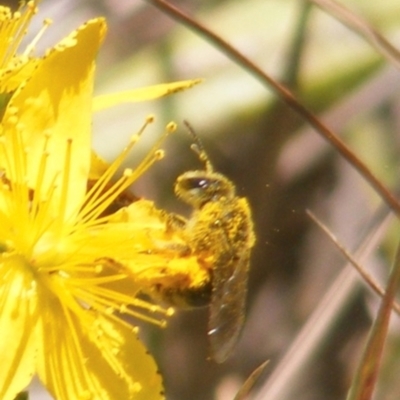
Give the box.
[174,170,235,209]
[175,121,235,208]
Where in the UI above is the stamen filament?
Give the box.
[55,138,73,234]
[27,173,59,255]
[79,128,151,222]
[80,174,131,223]
[23,17,52,57]
[73,285,168,327]
[83,117,153,207]
[30,133,51,219]
[0,1,38,66]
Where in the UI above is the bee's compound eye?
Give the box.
[175,171,235,208]
[181,177,210,191]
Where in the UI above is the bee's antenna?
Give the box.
[183,120,214,172]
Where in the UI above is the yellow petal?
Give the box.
[0,254,39,400]
[93,79,202,111]
[1,18,107,217]
[90,150,110,180]
[37,294,164,400]
[0,59,39,95]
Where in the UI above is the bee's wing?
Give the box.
[207,250,250,363]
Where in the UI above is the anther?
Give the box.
[166,121,177,132]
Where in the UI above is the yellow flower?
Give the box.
[0,1,49,99]
[0,7,205,400]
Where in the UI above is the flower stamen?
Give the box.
[0,1,38,67]
[73,284,169,327]
[78,116,175,225]
[56,138,73,231]
[30,133,50,218]
[86,116,154,203]
[23,17,52,57]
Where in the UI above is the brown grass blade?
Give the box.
[346,240,400,400]
[233,361,269,400]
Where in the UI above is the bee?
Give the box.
[170,121,256,363]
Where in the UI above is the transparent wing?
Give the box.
[207,250,250,363]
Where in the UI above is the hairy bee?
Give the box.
[168,122,255,363]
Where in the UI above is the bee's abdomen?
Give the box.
[154,280,212,308]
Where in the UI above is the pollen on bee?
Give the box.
[166,307,175,316]
[94,264,103,274]
[132,326,140,334]
[119,304,128,313]
[105,306,115,315]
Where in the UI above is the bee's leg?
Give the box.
[164,212,188,232]
[146,211,192,256]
